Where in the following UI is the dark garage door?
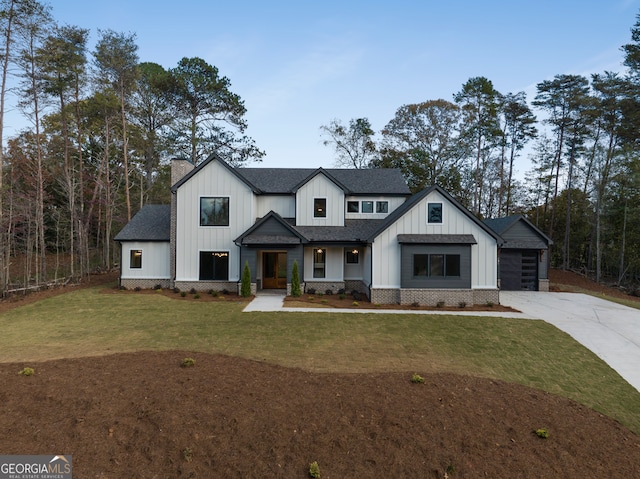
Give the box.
[500,250,538,291]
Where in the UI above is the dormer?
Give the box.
[294,168,347,226]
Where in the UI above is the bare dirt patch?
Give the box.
[2,351,639,479]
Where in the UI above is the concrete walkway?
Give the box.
[244,290,640,393]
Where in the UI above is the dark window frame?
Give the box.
[412,253,461,278]
[427,202,443,224]
[376,201,389,213]
[314,198,327,218]
[313,248,326,278]
[200,197,230,226]
[345,249,359,264]
[199,251,230,280]
[347,201,359,213]
[130,249,142,269]
[361,201,374,213]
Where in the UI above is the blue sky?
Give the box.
[28,1,640,172]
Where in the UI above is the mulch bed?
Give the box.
[2,351,639,479]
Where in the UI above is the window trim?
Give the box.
[412,253,460,279]
[427,202,443,224]
[199,250,230,281]
[314,198,327,218]
[313,248,326,278]
[376,201,389,213]
[347,201,359,213]
[361,200,374,213]
[345,249,359,264]
[200,196,230,227]
[130,249,142,269]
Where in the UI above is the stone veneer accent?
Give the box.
[121,278,171,290]
[371,288,500,306]
[538,279,550,292]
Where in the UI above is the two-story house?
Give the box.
[115,154,505,306]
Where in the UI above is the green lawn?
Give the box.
[2,285,640,434]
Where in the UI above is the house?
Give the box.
[115,154,503,306]
[484,215,553,292]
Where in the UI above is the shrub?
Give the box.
[486,301,495,307]
[182,447,193,462]
[210,290,218,297]
[352,301,359,306]
[180,291,187,297]
[535,428,549,438]
[316,291,324,297]
[307,288,316,295]
[337,288,345,295]
[309,461,321,478]
[411,301,420,308]
[458,301,467,308]
[411,373,425,384]
[189,288,197,295]
[194,293,200,299]
[154,284,162,291]
[436,301,445,308]
[241,261,252,297]
[134,286,141,292]
[18,367,35,376]
[325,289,333,295]
[291,260,301,297]
[338,293,346,300]
[173,287,180,294]
[181,358,196,368]
[222,289,229,295]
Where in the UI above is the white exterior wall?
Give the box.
[303,246,343,281]
[121,242,170,279]
[296,174,345,226]
[343,247,365,280]
[175,161,254,282]
[345,196,405,220]
[371,190,497,289]
[256,195,295,218]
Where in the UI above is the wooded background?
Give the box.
[1,0,639,293]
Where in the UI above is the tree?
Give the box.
[533,74,591,252]
[291,259,301,297]
[375,100,468,194]
[168,57,263,166]
[498,92,537,216]
[93,29,139,221]
[240,260,251,297]
[320,117,376,168]
[454,77,503,216]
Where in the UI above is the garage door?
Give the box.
[500,250,538,291]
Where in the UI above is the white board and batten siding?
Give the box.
[371,190,498,289]
[296,174,345,226]
[175,160,255,282]
[303,246,344,282]
[121,242,170,279]
[256,195,295,218]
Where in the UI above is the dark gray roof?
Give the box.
[484,214,553,246]
[237,167,411,195]
[293,220,385,243]
[397,234,477,244]
[114,204,170,241]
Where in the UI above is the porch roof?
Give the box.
[397,234,477,245]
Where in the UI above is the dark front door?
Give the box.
[263,252,287,289]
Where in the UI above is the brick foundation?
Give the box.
[304,281,346,295]
[120,278,171,290]
[174,281,238,293]
[371,288,500,306]
[538,279,550,292]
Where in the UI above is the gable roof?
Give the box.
[234,211,307,245]
[484,214,553,247]
[365,185,503,244]
[170,153,411,196]
[114,204,170,242]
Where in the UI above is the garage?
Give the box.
[484,215,553,292]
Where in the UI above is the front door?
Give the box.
[262,252,287,289]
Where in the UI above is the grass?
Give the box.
[1,285,640,434]
[554,282,640,311]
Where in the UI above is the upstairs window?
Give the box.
[347,201,359,213]
[376,201,389,213]
[361,201,373,213]
[314,198,326,218]
[201,197,229,226]
[130,250,142,269]
[427,202,443,224]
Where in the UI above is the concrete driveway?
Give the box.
[500,291,640,393]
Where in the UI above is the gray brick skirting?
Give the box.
[174,281,238,293]
[538,279,550,292]
[120,278,171,290]
[371,288,500,306]
[304,281,345,295]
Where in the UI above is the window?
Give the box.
[200,197,229,226]
[347,201,359,213]
[345,249,359,264]
[314,198,326,218]
[376,201,389,213]
[361,201,373,213]
[413,254,460,278]
[427,202,443,224]
[313,248,325,278]
[130,250,142,269]
[199,251,229,280]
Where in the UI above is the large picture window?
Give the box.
[199,251,229,280]
[313,248,326,278]
[130,250,142,269]
[314,198,327,218]
[413,254,460,278]
[200,197,229,226]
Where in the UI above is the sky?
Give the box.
[15,0,640,174]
